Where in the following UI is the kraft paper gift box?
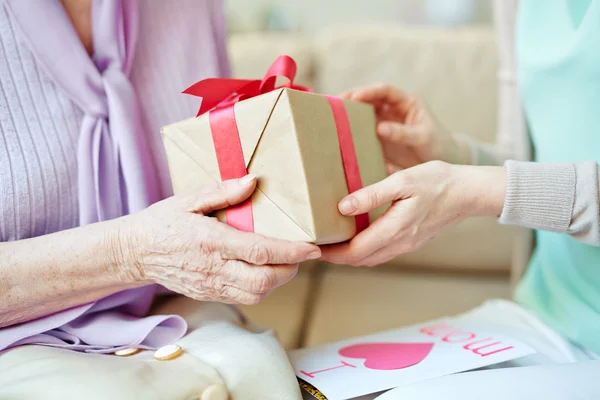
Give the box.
[161,56,387,245]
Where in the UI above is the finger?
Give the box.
[377,121,422,147]
[344,205,410,259]
[179,175,257,214]
[323,205,408,265]
[385,162,402,175]
[319,242,356,265]
[216,285,265,306]
[165,278,267,306]
[164,275,265,305]
[321,242,398,267]
[338,172,406,216]
[346,84,411,106]
[218,224,321,264]
[222,261,299,295]
[339,89,355,99]
[356,244,405,267]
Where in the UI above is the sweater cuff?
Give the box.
[499,160,576,232]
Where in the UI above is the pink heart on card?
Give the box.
[338,342,434,370]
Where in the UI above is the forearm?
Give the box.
[0,217,141,327]
[459,161,600,246]
[455,164,507,217]
[499,161,600,245]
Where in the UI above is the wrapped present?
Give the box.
[161,55,387,245]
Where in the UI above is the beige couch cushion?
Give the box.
[315,25,498,143]
[304,266,510,346]
[388,218,516,272]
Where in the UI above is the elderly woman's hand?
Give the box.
[320,162,506,267]
[115,175,320,305]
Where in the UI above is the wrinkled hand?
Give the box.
[341,84,464,171]
[116,176,321,305]
[320,162,506,267]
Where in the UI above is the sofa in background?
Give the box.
[227,25,519,349]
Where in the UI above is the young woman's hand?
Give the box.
[341,84,470,171]
[320,162,506,266]
[115,176,321,305]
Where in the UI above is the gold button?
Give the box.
[114,347,141,357]
[153,344,183,361]
[201,383,228,400]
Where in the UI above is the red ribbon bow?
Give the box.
[183,55,311,117]
[182,55,368,237]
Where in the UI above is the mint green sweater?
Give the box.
[508,0,600,354]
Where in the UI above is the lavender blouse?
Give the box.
[0,0,230,353]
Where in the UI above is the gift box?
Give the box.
[161,56,387,245]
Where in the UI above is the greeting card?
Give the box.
[290,318,536,400]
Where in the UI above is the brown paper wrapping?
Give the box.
[161,88,387,245]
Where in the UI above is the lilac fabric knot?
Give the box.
[1,0,187,353]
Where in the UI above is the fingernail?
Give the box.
[238,174,256,186]
[339,197,358,215]
[307,251,321,260]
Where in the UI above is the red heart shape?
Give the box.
[338,342,434,370]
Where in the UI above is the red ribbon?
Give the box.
[183,55,312,117]
[207,107,254,232]
[326,96,369,234]
[183,55,368,235]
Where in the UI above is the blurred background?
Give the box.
[226,0,493,33]
[224,0,520,351]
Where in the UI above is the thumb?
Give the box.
[181,174,257,214]
[338,172,404,216]
[377,121,421,146]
